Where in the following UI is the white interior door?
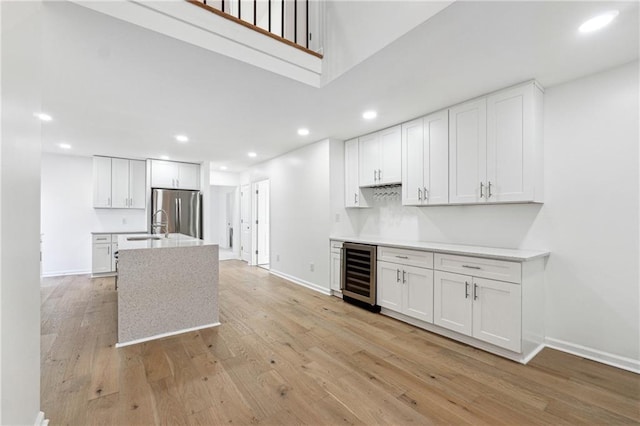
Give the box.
[240,184,251,262]
[255,180,270,266]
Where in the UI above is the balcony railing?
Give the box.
[187,0,322,58]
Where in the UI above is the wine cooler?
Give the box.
[341,242,378,308]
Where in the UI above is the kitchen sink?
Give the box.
[127,235,163,241]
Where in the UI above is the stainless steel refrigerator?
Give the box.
[151,189,203,239]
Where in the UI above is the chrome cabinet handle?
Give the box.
[107,245,110,255]
[424,187,428,200]
[373,170,377,181]
[402,270,406,283]
[396,269,400,282]
[378,169,382,181]
[480,182,484,199]
[488,181,492,198]
[462,265,481,270]
[177,179,180,187]
[354,193,357,204]
[465,281,469,298]
[395,255,409,259]
[418,188,422,201]
[474,283,478,300]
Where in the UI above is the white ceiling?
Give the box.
[41,1,639,171]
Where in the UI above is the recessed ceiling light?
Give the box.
[362,110,377,120]
[579,10,619,33]
[58,143,71,149]
[160,155,170,160]
[175,134,189,143]
[297,128,310,136]
[34,112,52,122]
[248,152,257,158]
[220,166,228,171]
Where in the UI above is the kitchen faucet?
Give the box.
[151,209,169,238]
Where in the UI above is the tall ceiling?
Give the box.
[41,1,639,171]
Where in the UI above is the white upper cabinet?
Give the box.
[93,156,145,209]
[150,160,200,190]
[486,83,543,203]
[450,81,543,204]
[128,160,147,208]
[111,158,130,208]
[110,158,146,209]
[93,156,112,208]
[359,125,401,187]
[449,98,487,204]
[178,162,200,190]
[402,110,449,206]
[345,138,369,208]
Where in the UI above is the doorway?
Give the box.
[240,184,251,263]
[251,179,270,269]
[209,185,239,261]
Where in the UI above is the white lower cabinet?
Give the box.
[378,260,433,323]
[329,241,343,293]
[434,270,521,352]
[92,234,119,276]
[92,243,112,274]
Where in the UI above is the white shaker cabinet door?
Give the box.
[401,118,424,206]
[92,156,112,208]
[379,125,401,185]
[377,261,402,312]
[434,270,472,336]
[330,252,342,292]
[151,160,177,188]
[111,158,130,208]
[486,84,534,203]
[345,138,367,208]
[92,243,112,274]
[449,99,487,204]
[403,265,434,323]
[358,133,380,187]
[178,162,200,190]
[472,277,521,352]
[128,160,146,209]
[424,110,449,205]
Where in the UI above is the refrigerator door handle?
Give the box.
[174,198,179,234]
[178,198,182,235]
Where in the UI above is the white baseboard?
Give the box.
[34,411,49,426]
[545,337,640,374]
[116,322,221,348]
[269,269,331,296]
[41,269,90,278]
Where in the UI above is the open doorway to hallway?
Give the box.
[208,185,240,260]
[251,179,270,270]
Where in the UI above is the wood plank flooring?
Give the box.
[41,260,640,425]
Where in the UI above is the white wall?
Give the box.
[322,1,452,84]
[533,61,639,366]
[345,61,640,367]
[0,1,43,424]
[241,140,331,292]
[41,153,147,276]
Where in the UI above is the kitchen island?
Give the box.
[115,233,219,347]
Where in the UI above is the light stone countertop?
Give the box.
[117,233,216,251]
[330,236,549,262]
[92,231,147,235]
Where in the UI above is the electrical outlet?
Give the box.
[309,262,315,272]
[276,254,280,262]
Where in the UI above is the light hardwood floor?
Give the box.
[41,260,639,425]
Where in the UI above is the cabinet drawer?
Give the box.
[92,234,112,244]
[378,246,433,269]
[434,253,521,284]
[330,240,343,253]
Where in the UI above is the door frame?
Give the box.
[240,184,251,263]
[251,179,270,267]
